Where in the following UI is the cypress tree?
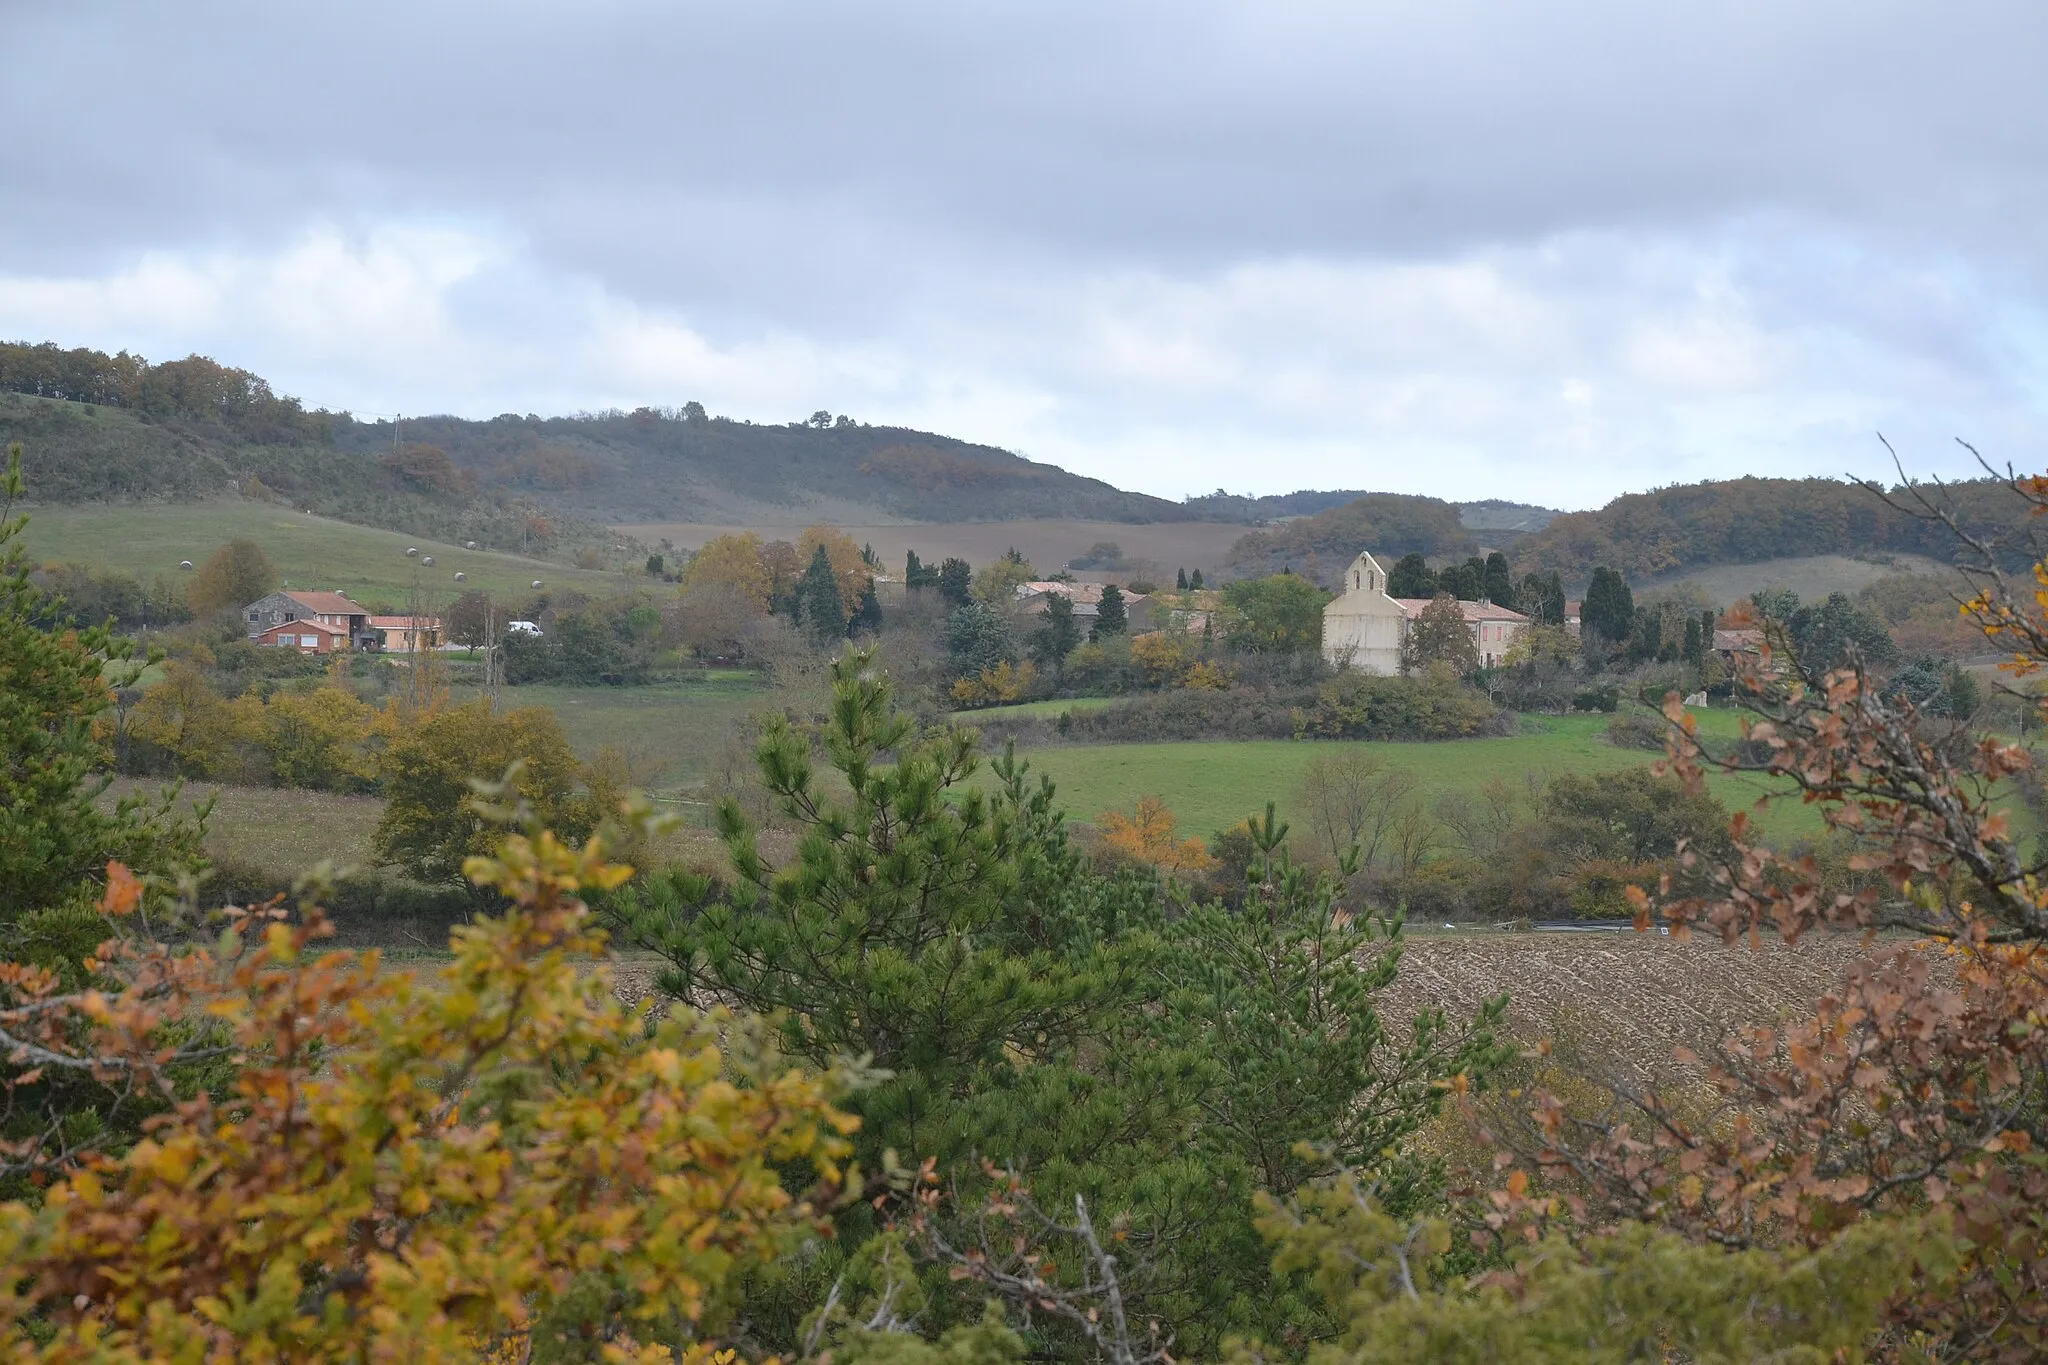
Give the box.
[1030,592,1082,672]
[1584,567,1635,645]
[1388,553,1435,598]
[797,544,847,642]
[1176,567,1189,591]
[850,576,883,635]
[1190,568,1205,589]
[1483,551,1514,606]
[1093,583,1128,638]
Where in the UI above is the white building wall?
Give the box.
[1321,550,1408,673]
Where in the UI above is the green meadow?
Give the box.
[998,709,1825,843]
[477,676,765,790]
[18,500,626,608]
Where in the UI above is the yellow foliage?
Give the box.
[0,822,861,1362]
[682,532,772,614]
[1183,660,1230,690]
[1097,795,1215,873]
[1129,630,1195,687]
[950,659,1037,707]
[126,666,386,790]
[248,685,381,789]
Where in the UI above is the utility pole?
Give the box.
[482,596,501,705]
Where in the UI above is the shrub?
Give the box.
[1294,668,1501,740]
[1603,710,1667,751]
[0,823,861,1360]
[1571,683,1620,712]
[374,700,590,885]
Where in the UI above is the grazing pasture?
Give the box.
[998,709,1821,842]
[1642,552,1952,605]
[18,500,627,608]
[477,677,765,790]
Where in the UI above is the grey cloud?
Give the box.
[4,0,2047,504]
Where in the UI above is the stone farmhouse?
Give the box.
[1320,550,1531,672]
[1013,581,1155,630]
[243,590,379,654]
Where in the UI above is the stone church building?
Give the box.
[1321,550,1531,672]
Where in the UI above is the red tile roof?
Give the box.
[1393,598,1530,623]
[256,617,347,638]
[283,590,368,615]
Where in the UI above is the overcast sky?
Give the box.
[4,1,2045,509]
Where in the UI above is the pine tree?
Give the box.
[0,444,204,927]
[1093,583,1128,638]
[796,543,847,642]
[937,556,973,607]
[0,442,210,1182]
[1176,567,1188,591]
[604,655,1505,1358]
[1190,568,1205,589]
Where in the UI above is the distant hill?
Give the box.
[1458,499,1559,536]
[1507,475,2039,588]
[0,389,623,564]
[337,408,1199,525]
[0,339,1238,529]
[1222,494,1476,586]
[1179,488,1376,521]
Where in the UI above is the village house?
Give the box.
[242,590,379,653]
[369,613,444,653]
[1320,550,1531,672]
[1713,627,1765,667]
[1013,580,1154,630]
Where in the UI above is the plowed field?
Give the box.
[1382,929,1923,1083]
[606,928,1920,1086]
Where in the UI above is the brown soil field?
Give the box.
[1383,929,1924,1084]
[603,928,1918,1086]
[615,519,1252,580]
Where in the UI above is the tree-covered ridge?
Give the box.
[0,341,328,447]
[1223,494,1476,585]
[1510,473,2038,584]
[0,338,1223,526]
[334,408,1204,524]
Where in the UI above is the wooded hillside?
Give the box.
[0,339,1240,527]
[1223,493,1477,584]
[1509,474,2039,585]
[342,407,1200,524]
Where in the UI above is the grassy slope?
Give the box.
[1643,553,1953,605]
[18,500,627,608]
[958,696,1120,720]
[479,678,764,789]
[1004,710,1821,842]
